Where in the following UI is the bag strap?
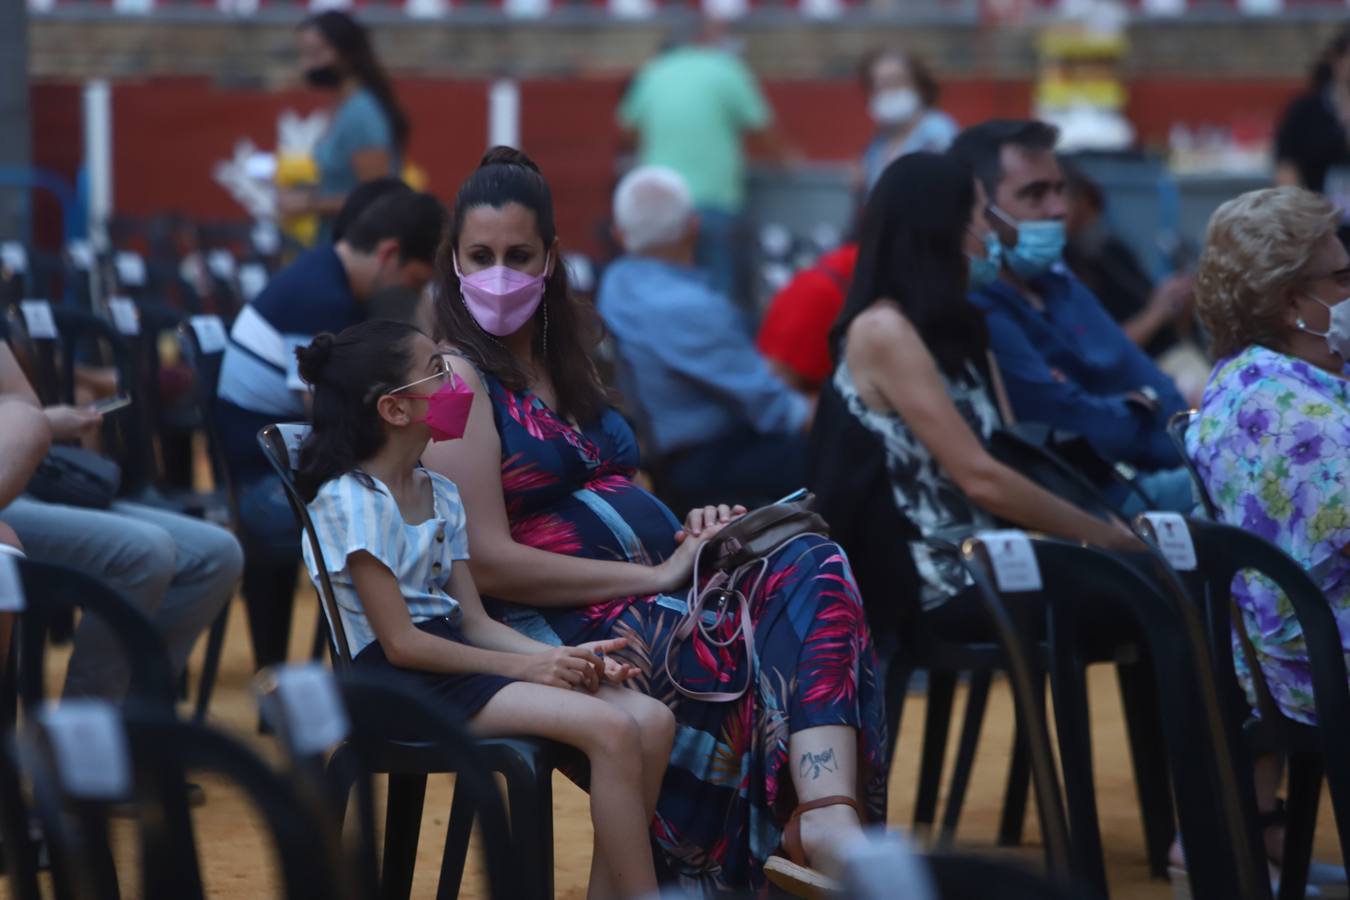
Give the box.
[662,533,830,703]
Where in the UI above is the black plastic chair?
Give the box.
[12,558,177,720]
[4,300,63,406]
[257,666,523,900]
[0,720,42,900]
[903,429,1173,882]
[957,533,1269,900]
[172,318,237,722]
[1146,516,1350,900]
[805,378,1172,879]
[1165,410,1219,520]
[956,537,1073,882]
[13,704,354,900]
[257,423,586,900]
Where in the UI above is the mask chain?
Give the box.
[542,301,549,359]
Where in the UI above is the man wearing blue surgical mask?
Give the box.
[950,120,1194,514]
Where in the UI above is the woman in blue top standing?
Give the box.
[857,48,958,195]
[279,10,406,237]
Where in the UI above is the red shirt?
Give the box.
[755,244,858,392]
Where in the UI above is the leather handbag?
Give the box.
[25,445,122,510]
[663,493,830,702]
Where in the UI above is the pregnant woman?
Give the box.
[422,147,886,896]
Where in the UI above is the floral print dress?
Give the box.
[1186,343,1350,725]
[478,374,887,894]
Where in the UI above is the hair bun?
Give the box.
[296,332,336,385]
[479,146,541,174]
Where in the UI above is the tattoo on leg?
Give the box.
[798,748,839,780]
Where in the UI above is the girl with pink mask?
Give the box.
[294,319,674,900]
[425,148,886,897]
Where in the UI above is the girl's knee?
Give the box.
[634,697,675,749]
[582,704,644,761]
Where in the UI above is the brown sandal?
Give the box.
[764,795,860,899]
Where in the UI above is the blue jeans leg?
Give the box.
[1118,466,1198,517]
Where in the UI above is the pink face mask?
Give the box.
[392,370,474,442]
[453,253,550,336]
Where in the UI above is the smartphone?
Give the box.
[88,394,132,415]
[773,487,808,505]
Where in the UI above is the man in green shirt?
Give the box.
[619,31,795,304]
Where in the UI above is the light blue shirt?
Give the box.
[861,109,959,193]
[304,470,470,659]
[597,256,809,456]
[313,88,399,199]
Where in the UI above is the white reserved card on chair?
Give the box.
[189,315,228,355]
[272,663,350,756]
[276,423,310,471]
[2,242,27,275]
[40,700,133,800]
[66,240,94,272]
[19,300,57,339]
[238,263,268,303]
[0,554,24,611]
[977,530,1043,593]
[206,249,237,280]
[1142,512,1197,571]
[108,297,141,336]
[115,252,147,288]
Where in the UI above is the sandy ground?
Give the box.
[5,591,1343,899]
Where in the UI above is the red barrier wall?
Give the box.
[28,73,1303,255]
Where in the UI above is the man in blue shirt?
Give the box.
[949,120,1193,512]
[216,189,445,669]
[598,166,812,511]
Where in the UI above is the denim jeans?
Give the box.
[0,497,243,700]
[1117,466,1198,517]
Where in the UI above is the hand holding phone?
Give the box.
[88,395,132,416]
[44,404,105,441]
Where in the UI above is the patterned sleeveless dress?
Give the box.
[478,374,887,893]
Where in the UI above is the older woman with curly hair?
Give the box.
[1183,185,1350,892]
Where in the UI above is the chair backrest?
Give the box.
[987,427,1122,520]
[1168,516,1350,858]
[255,665,521,900]
[47,306,154,496]
[257,424,350,666]
[5,300,63,406]
[0,728,43,900]
[176,318,236,522]
[972,533,1268,900]
[13,559,177,718]
[1166,410,1219,520]
[126,712,351,900]
[13,701,128,900]
[957,537,1073,881]
[17,698,353,900]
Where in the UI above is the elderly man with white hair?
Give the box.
[597,165,813,512]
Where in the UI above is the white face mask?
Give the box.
[1298,292,1350,359]
[869,88,921,126]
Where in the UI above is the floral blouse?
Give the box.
[1186,343,1350,725]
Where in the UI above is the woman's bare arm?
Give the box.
[848,305,1139,551]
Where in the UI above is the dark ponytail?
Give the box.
[294,319,424,502]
